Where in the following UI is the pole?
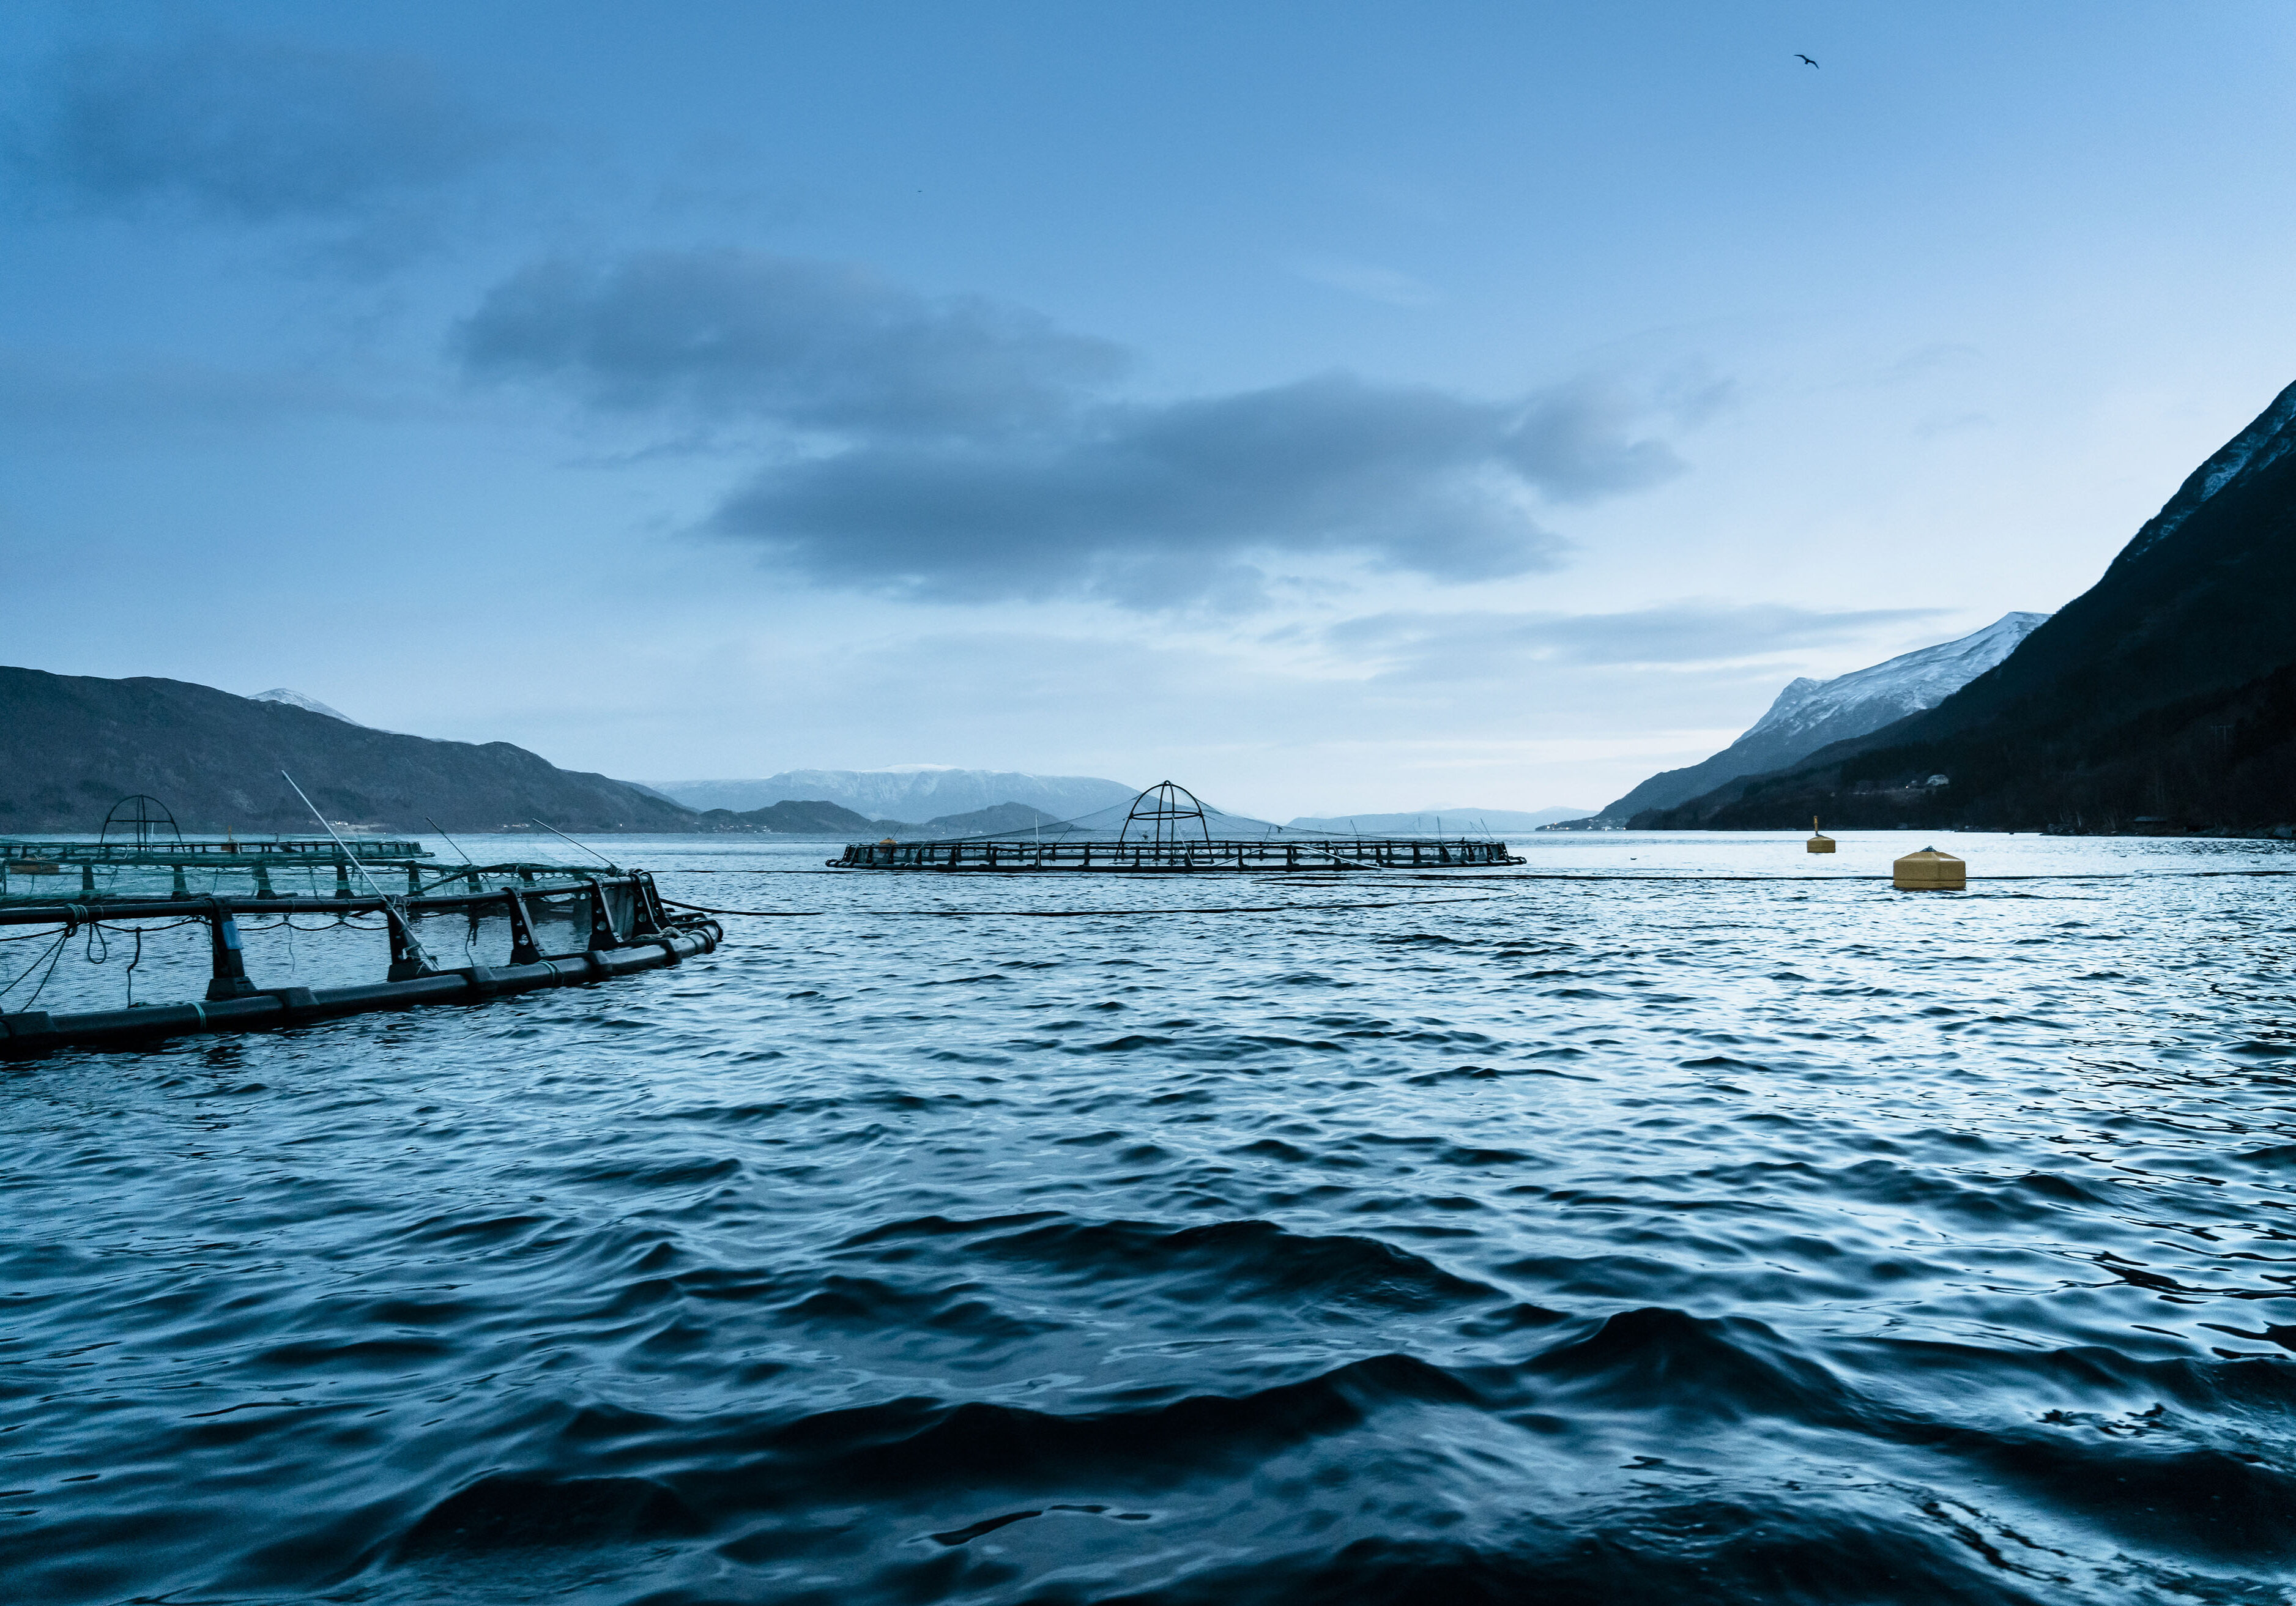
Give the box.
[281,771,437,976]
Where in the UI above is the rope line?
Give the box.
[662,895,1503,918]
[642,859,2296,887]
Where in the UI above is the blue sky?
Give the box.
[3,2,2292,817]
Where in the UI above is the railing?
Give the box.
[0,838,428,863]
[833,836,1523,871]
[0,868,720,1057]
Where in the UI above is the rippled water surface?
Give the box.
[8,831,2296,1604]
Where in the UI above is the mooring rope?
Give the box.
[661,895,1503,919]
[652,864,2296,885]
[0,926,73,1009]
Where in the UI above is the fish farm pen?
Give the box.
[833,781,1527,871]
[0,798,719,1057]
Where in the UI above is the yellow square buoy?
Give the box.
[1893,847,1965,890]
[1805,816,1835,853]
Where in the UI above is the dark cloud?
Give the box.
[712,374,1575,606]
[457,248,1699,609]
[456,251,1128,437]
[1498,379,1689,502]
[13,37,500,221]
[1331,604,1952,680]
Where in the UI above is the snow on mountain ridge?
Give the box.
[1588,611,2051,822]
[1742,612,2049,745]
[2125,379,2296,562]
[247,688,361,725]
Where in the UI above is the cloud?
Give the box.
[12,36,501,222]
[1876,343,1982,385]
[1289,257,1440,307]
[1329,603,1953,680]
[457,247,1700,609]
[1914,410,1993,440]
[456,250,1128,437]
[712,374,1579,606]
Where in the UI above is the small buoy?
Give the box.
[1805,814,1835,853]
[1893,846,1965,890]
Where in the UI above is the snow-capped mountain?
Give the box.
[650,767,1140,823]
[1644,374,2296,831]
[1738,611,2051,753]
[2119,382,2296,564]
[248,688,362,725]
[1593,612,2049,822]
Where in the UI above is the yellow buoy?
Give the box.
[1893,847,1965,890]
[1805,814,1835,853]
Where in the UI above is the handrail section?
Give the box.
[0,870,721,1057]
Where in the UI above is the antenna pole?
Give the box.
[425,815,477,868]
[282,771,437,974]
[531,819,619,871]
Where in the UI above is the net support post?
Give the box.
[384,903,434,981]
[586,879,622,951]
[502,888,543,967]
[204,899,258,1000]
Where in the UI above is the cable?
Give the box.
[661,895,1501,918]
[0,926,72,1008]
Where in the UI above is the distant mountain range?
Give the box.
[1577,612,2049,825]
[696,800,1068,838]
[1641,378,2296,833]
[1287,807,1591,834]
[0,669,694,833]
[652,768,1140,822]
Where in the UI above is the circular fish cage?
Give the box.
[833,781,1526,872]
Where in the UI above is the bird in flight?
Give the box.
[1796,54,1819,67]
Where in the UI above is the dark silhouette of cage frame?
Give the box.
[834,782,1525,871]
[1120,781,1212,850]
[99,794,182,853]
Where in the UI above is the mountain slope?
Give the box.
[1593,614,2048,822]
[0,668,696,833]
[692,800,1069,838]
[1287,807,1591,833]
[1642,380,2296,831]
[653,768,1139,822]
[696,800,890,835]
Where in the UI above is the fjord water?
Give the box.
[7,833,2296,1604]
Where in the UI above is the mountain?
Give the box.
[249,688,361,724]
[1641,379,2296,832]
[696,800,890,835]
[694,801,1081,838]
[0,668,697,833]
[652,768,1140,822]
[909,803,1069,837]
[1589,612,2049,822]
[1286,807,1592,834]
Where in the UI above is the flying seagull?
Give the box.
[1796,53,1819,67]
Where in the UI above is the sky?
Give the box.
[3,2,2293,820]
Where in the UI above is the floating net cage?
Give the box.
[834,781,1527,872]
[0,800,720,1057]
